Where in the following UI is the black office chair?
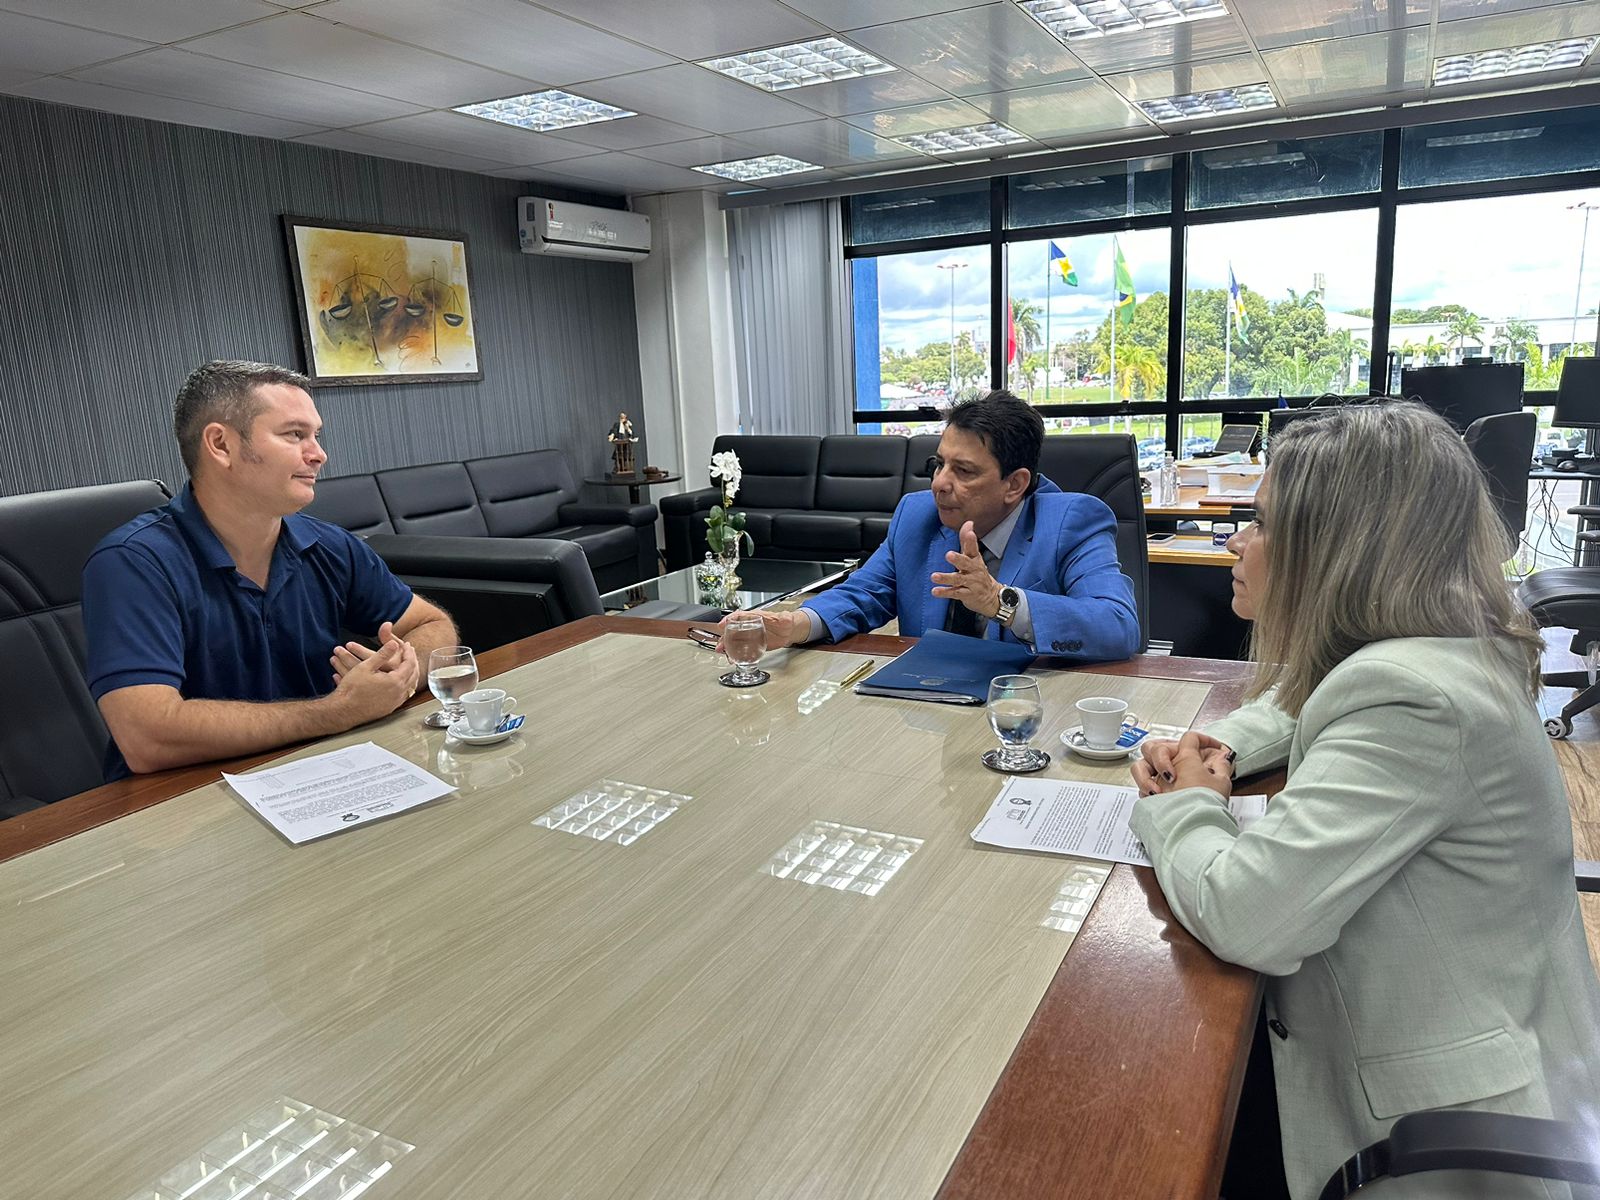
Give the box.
[1463,409,1537,543]
[0,479,171,817]
[1519,567,1600,738]
[1318,1110,1600,1198]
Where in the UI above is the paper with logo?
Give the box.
[223,742,454,844]
[971,777,1268,867]
[854,628,1035,705]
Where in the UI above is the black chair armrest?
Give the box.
[1578,858,1600,893]
[1319,1111,1600,1200]
[660,487,720,516]
[557,501,657,527]
[1566,505,1600,517]
[364,533,602,614]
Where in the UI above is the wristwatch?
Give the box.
[995,586,1021,628]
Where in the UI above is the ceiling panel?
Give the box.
[0,0,276,42]
[516,0,828,61]
[628,134,774,168]
[1101,53,1272,105]
[312,0,674,87]
[838,96,992,137]
[776,68,953,118]
[179,12,541,107]
[293,127,513,172]
[0,10,150,88]
[1435,4,1600,56]
[1228,0,1428,51]
[965,78,1151,142]
[348,111,610,164]
[538,112,717,152]
[1436,0,1592,20]
[8,75,327,138]
[72,47,428,126]
[580,64,820,134]
[779,0,1000,32]
[1263,28,1431,107]
[702,116,933,167]
[1067,12,1255,72]
[849,5,1090,97]
[535,150,785,194]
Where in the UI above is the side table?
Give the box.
[584,472,683,506]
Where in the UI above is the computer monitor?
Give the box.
[1218,411,1264,454]
[1265,407,1330,443]
[1553,357,1600,429]
[1399,363,1523,433]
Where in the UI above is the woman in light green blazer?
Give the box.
[1130,402,1600,1199]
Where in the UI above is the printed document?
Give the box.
[224,742,454,844]
[971,778,1268,867]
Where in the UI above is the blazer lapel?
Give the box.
[922,524,959,635]
[996,495,1037,587]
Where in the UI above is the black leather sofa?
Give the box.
[0,479,172,816]
[306,449,656,594]
[662,433,1148,649]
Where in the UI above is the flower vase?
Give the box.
[715,546,742,608]
[693,553,726,607]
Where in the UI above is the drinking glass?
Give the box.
[983,674,1049,773]
[425,646,478,727]
[719,616,769,688]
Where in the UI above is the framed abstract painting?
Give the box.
[282,215,483,385]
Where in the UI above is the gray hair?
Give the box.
[173,360,312,474]
[1249,400,1542,715]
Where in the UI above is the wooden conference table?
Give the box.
[0,618,1264,1200]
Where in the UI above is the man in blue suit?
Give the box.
[746,390,1139,660]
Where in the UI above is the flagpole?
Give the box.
[1044,251,1053,401]
[1108,297,1117,408]
[1224,290,1232,398]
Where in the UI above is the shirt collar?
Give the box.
[170,483,319,570]
[983,496,1027,560]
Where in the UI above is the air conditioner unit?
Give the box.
[518,197,650,262]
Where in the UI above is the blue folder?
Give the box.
[853,628,1037,705]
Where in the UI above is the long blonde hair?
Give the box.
[1248,401,1543,715]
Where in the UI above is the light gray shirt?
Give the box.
[799,500,1035,644]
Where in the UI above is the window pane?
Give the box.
[852,247,994,432]
[1400,108,1600,190]
[1189,132,1382,210]
[847,180,990,246]
[1006,156,1171,229]
[1390,187,1600,387]
[1004,229,1171,408]
[1183,209,1379,401]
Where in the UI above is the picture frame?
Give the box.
[282,214,483,386]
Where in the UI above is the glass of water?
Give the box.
[719,616,769,688]
[984,674,1049,773]
[425,646,478,728]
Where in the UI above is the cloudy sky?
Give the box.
[862,183,1600,354]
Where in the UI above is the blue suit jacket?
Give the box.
[803,477,1139,661]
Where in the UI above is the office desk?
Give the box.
[0,619,1262,1200]
[1145,485,1256,520]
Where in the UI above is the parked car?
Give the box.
[1182,436,1216,456]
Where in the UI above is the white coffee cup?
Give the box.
[1076,696,1136,749]
[461,688,517,734]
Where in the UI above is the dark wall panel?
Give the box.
[0,95,643,497]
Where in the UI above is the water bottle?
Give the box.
[1159,452,1179,506]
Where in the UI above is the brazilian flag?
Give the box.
[1112,237,1136,324]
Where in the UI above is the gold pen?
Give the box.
[839,659,875,689]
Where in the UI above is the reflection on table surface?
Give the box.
[0,625,1253,1200]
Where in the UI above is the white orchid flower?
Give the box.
[710,450,742,501]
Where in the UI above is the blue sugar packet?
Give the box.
[497,714,526,734]
[1117,723,1150,749]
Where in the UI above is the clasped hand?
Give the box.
[328,621,420,719]
[1131,731,1235,798]
[930,521,999,616]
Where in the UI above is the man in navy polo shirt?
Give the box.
[83,360,458,779]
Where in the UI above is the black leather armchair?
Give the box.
[0,479,170,817]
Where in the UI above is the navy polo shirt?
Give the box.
[83,484,413,781]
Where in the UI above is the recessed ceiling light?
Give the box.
[1019,0,1228,42]
[1137,82,1277,123]
[454,90,635,131]
[893,123,1029,154]
[1424,126,1544,147]
[700,37,895,91]
[692,155,821,181]
[1432,37,1597,85]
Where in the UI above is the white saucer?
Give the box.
[1060,725,1144,761]
[447,717,520,746]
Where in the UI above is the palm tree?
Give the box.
[1493,318,1540,362]
[1398,339,1421,367]
[1284,286,1324,311]
[1324,329,1369,389]
[1262,349,1326,396]
[1097,342,1164,399]
[1420,334,1448,365]
[1009,297,1042,357]
[1445,310,1485,360]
